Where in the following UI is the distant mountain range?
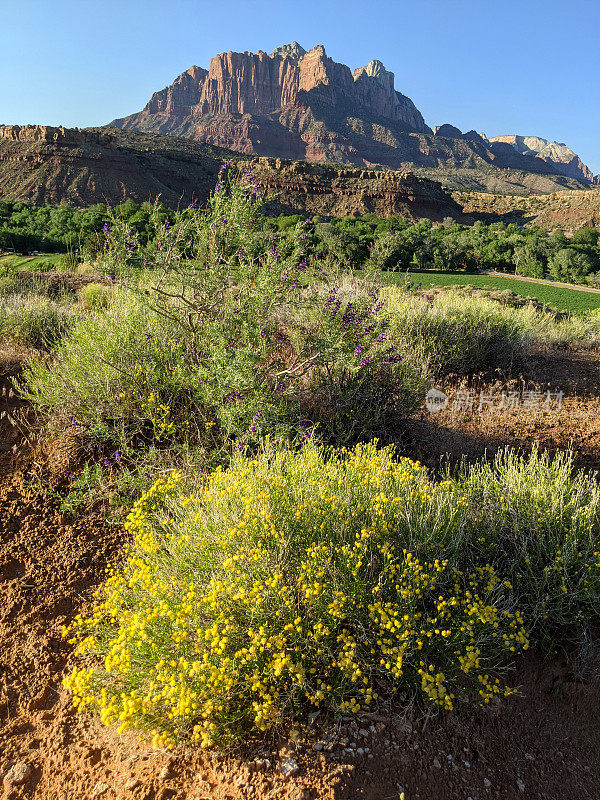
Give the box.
[110,42,599,192]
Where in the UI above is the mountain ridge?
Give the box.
[0,124,466,221]
[109,43,597,193]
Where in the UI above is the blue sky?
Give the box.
[1,0,599,172]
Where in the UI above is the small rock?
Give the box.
[358,729,369,738]
[517,778,525,793]
[524,753,534,761]
[159,764,172,781]
[280,757,300,778]
[433,757,441,769]
[91,782,109,798]
[484,778,492,788]
[4,762,32,786]
[463,761,470,767]
[312,743,323,751]
[288,788,310,800]
[357,748,364,756]
[125,778,141,791]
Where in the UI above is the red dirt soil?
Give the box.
[2,350,600,800]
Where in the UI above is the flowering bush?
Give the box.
[64,442,528,748]
[23,169,426,454]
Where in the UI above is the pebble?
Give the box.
[279,757,300,777]
[289,788,310,800]
[91,782,109,798]
[125,778,141,790]
[312,743,323,751]
[517,778,526,793]
[359,728,369,738]
[433,757,442,769]
[158,764,171,781]
[484,778,492,788]
[3,762,32,786]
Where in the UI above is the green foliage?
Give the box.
[0,294,77,348]
[79,282,110,310]
[384,287,529,376]
[22,169,424,457]
[63,443,529,748]
[459,448,600,634]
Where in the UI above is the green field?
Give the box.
[382,270,600,313]
[0,253,65,274]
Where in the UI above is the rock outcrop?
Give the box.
[0,126,233,207]
[236,157,468,220]
[455,188,600,232]
[0,124,468,221]
[114,44,429,141]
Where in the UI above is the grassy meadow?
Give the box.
[384,269,600,312]
[2,168,600,751]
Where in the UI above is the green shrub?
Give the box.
[23,172,427,456]
[459,448,600,634]
[384,287,530,376]
[64,442,528,748]
[0,294,77,348]
[79,282,110,310]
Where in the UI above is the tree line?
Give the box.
[1,198,598,286]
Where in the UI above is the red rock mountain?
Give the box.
[110,43,597,193]
[111,43,431,164]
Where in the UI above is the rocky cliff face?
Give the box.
[236,157,468,220]
[0,126,232,207]
[487,135,598,185]
[120,44,429,133]
[455,188,600,233]
[0,123,467,221]
[111,43,436,165]
[0,125,112,145]
[110,44,595,193]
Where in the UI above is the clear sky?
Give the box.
[1,0,599,173]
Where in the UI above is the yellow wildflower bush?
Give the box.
[64,442,528,748]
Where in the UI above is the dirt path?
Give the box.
[480,270,600,295]
[2,354,600,800]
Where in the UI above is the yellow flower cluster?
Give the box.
[63,442,528,748]
[142,392,174,438]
